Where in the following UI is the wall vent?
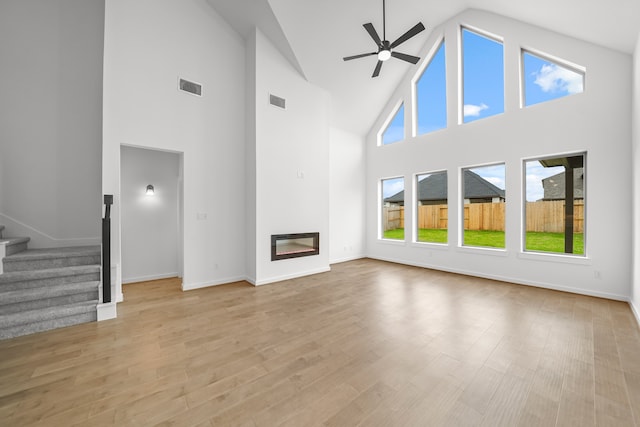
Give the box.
[269,94,286,109]
[178,78,202,97]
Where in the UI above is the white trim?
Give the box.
[329,254,366,265]
[367,255,628,302]
[253,266,331,286]
[0,213,100,247]
[97,302,117,321]
[182,275,248,291]
[122,272,180,284]
[629,299,640,328]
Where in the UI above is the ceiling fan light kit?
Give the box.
[344,0,426,77]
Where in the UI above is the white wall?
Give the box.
[103,0,246,297]
[120,146,180,283]
[0,0,103,247]
[329,127,366,263]
[632,32,640,322]
[249,29,330,285]
[367,10,633,300]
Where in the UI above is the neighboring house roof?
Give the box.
[384,170,505,204]
[542,168,584,200]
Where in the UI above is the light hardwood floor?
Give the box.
[1,258,640,426]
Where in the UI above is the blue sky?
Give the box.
[468,164,505,192]
[523,52,584,106]
[416,42,447,134]
[382,104,404,145]
[525,161,564,201]
[383,30,585,138]
[382,177,404,199]
[462,29,504,123]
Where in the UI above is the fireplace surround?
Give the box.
[271,232,319,261]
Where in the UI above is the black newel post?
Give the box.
[102,195,113,303]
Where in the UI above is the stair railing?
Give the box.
[102,195,113,303]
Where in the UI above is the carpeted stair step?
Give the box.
[0,265,100,291]
[0,281,99,314]
[3,245,100,273]
[0,300,97,340]
[0,236,30,256]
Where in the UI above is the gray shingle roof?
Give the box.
[542,168,584,200]
[384,170,505,203]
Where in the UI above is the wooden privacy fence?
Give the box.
[385,200,584,232]
[383,206,404,231]
[526,200,584,233]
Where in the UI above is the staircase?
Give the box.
[0,225,101,340]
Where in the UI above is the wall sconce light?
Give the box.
[145,184,155,196]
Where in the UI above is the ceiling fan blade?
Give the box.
[389,22,426,49]
[391,51,420,64]
[363,23,382,47]
[343,52,377,61]
[372,60,383,78]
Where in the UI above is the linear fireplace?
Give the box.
[271,232,319,261]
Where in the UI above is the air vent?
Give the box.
[269,94,286,109]
[178,78,202,97]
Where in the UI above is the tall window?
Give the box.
[415,171,448,243]
[462,28,504,123]
[461,164,506,248]
[381,177,405,240]
[381,103,405,145]
[524,154,585,255]
[522,51,584,107]
[415,41,447,135]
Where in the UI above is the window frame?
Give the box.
[459,25,505,125]
[377,101,405,146]
[521,152,587,258]
[459,162,507,251]
[379,176,406,242]
[520,48,586,108]
[411,36,447,138]
[413,170,449,245]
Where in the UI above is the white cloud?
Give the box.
[533,63,583,94]
[463,103,489,117]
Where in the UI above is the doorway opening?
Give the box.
[120,146,184,289]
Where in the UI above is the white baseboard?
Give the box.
[97,302,117,321]
[182,275,248,291]
[330,254,366,265]
[367,255,629,302]
[122,272,180,284]
[630,299,640,328]
[253,266,331,286]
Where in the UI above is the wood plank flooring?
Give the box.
[1,258,639,426]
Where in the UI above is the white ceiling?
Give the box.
[207,0,640,135]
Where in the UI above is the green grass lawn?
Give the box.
[383,228,584,254]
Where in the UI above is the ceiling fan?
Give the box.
[343,0,426,78]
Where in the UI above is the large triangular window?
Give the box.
[380,103,405,145]
[522,50,584,107]
[415,41,447,136]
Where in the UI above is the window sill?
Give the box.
[378,238,406,246]
[517,251,591,265]
[456,245,508,257]
[411,241,450,250]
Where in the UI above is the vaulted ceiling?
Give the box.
[207,0,640,135]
